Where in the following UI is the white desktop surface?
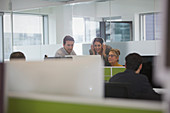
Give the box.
[153,88,166,95]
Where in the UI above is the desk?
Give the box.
[153,88,165,95]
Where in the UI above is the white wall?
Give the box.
[72,2,96,17]
[11,0,63,11]
[13,44,61,61]
[48,5,73,44]
[0,0,10,11]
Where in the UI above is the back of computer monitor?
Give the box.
[6,55,104,99]
[140,56,162,88]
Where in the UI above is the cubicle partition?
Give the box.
[104,66,126,81]
[7,95,162,113]
[4,56,163,113]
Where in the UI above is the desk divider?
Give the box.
[104,66,126,81]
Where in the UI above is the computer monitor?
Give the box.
[44,56,73,60]
[140,56,162,88]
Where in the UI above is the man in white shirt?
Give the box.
[55,35,76,57]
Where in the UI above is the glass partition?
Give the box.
[10,0,161,43]
[0,13,3,62]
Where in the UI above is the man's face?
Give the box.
[64,41,74,54]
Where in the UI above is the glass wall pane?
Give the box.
[3,13,12,60]
[84,19,100,43]
[73,17,100,43]
[0,14,3,62]
[73,17,85,43]
[72,2,100,43]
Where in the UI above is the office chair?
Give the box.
[104,82,130,98]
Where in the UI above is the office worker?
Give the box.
[109,53,161,100]
[108,48,123,66]
[10,51,26,60]
[55,35,76,57]
[89,37,112,66]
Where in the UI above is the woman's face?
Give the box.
[108,51,119,64]
[93,41,102,54]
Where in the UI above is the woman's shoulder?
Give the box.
[105,45,112,54]
[114,63,123,67]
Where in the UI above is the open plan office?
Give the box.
[0,0,170,113]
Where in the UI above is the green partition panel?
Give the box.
[104,68,111,81]
[104,68,111,75]
[104,67,126,82]
[112,68,126,76]
[8,97,162,113]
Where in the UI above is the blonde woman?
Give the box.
[108,49,123,66]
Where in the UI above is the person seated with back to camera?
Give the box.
[107,48,123,66]
[10,51,26,60]
[109,53,161,100]
[89,37,112,66]
[55,35,76,57]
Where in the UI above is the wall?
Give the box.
[0,0,10,11]
[11,0,63,11]
[13,44,61,61]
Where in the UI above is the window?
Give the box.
[140,13,161,40]
[102,21,132,42]
[3,13,49,60]
[106,22,132,42]
[72,17,99,43]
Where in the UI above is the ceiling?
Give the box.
[11,0,96,10]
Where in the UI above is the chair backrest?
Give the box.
[104,82,130,98]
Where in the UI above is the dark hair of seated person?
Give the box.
[10,52,26,60]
